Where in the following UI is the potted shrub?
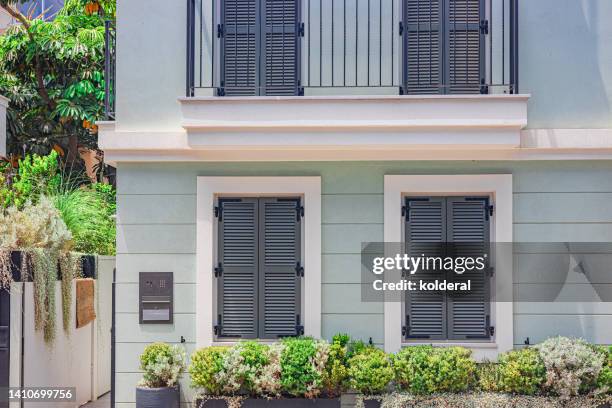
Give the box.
[136,342,186,408]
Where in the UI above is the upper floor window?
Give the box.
[219,0,300,96]
[186,0,518,96]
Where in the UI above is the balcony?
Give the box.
[101,0,528,158]
[186,0,519,97]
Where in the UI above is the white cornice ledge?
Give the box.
[180,94,529,149]
[521,129,612,149]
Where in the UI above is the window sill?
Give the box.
[403,341,498,349]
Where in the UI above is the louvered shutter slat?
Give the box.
[222,0,258,96]
[447,197,491,340]
[404,197,447,339]
[218,199,259,338]
[259,199,301,338]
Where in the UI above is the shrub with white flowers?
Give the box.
[536,336,604,399]
[139,343,186,388]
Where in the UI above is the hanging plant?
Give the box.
[31,248,58,344]
[59,252,81,333]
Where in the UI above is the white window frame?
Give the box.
[384,175,513,360]
[196,177,322,347]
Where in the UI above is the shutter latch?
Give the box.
[295,315,304,336]
[295,261,304,277]
[217,23,224,38]
[399,21,404,36]
[489,325,495,336]
[214,262,223,277]
[401,205,408,218]
[298,22,305,37]
[480,20,489,35]
[214,314,222,336]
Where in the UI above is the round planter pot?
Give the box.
[136,386,180,408]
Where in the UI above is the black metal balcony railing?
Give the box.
[186,0,519,97]
[104,20,116,120]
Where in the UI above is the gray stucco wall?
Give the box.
[113,160,612,407]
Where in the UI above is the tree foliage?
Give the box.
[0,0,115,157]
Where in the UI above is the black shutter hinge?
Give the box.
[216,87,225,97]
[402,315,410,337]
[401,205,408,218]
[399,21,404,36]
[214,204,223,220]
[480,19,489,35]
[214,262,223,277]
[486,315,494,337]
[488,266,495,277]
[217,23,224,38]
[486,204,494,220]
[214,314,222,336]
[480,79,489,95]
[295,261,304,277]
[296,203,304,221]
[295,314,304,336]
[298,22,305,37]
[298,80,304,96]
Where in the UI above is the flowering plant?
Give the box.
[139,343,186,388]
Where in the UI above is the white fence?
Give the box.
[8,256,114,408]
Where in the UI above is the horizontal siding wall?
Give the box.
[115,160,612,406]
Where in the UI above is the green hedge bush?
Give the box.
[186,336,611,399]
[495,348,546,395]
[280,337,329,398]
[188,346,228,395]
[596,345,612,394]
[392,346,476,394]
[347,347,393,395]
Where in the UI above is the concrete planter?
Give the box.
[197,398,340,408]
[135,386,180,408]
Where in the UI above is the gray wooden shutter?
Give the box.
[259,198,301,338]
[221,0,259,96]
[403,0,443,94]
[404,197,447,339]
[217,198,259,338]
[262,0,300,96]
[446,0,484,94]
[446,197,491,339]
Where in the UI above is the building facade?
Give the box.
[100,1,612,406]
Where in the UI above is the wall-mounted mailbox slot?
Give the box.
[139,272,173,324]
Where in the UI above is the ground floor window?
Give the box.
[215,197,303,339]
[402,196,493,341]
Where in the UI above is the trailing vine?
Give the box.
[0,249,12,290]
[31,248,58,344]
[59,252,81,333]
